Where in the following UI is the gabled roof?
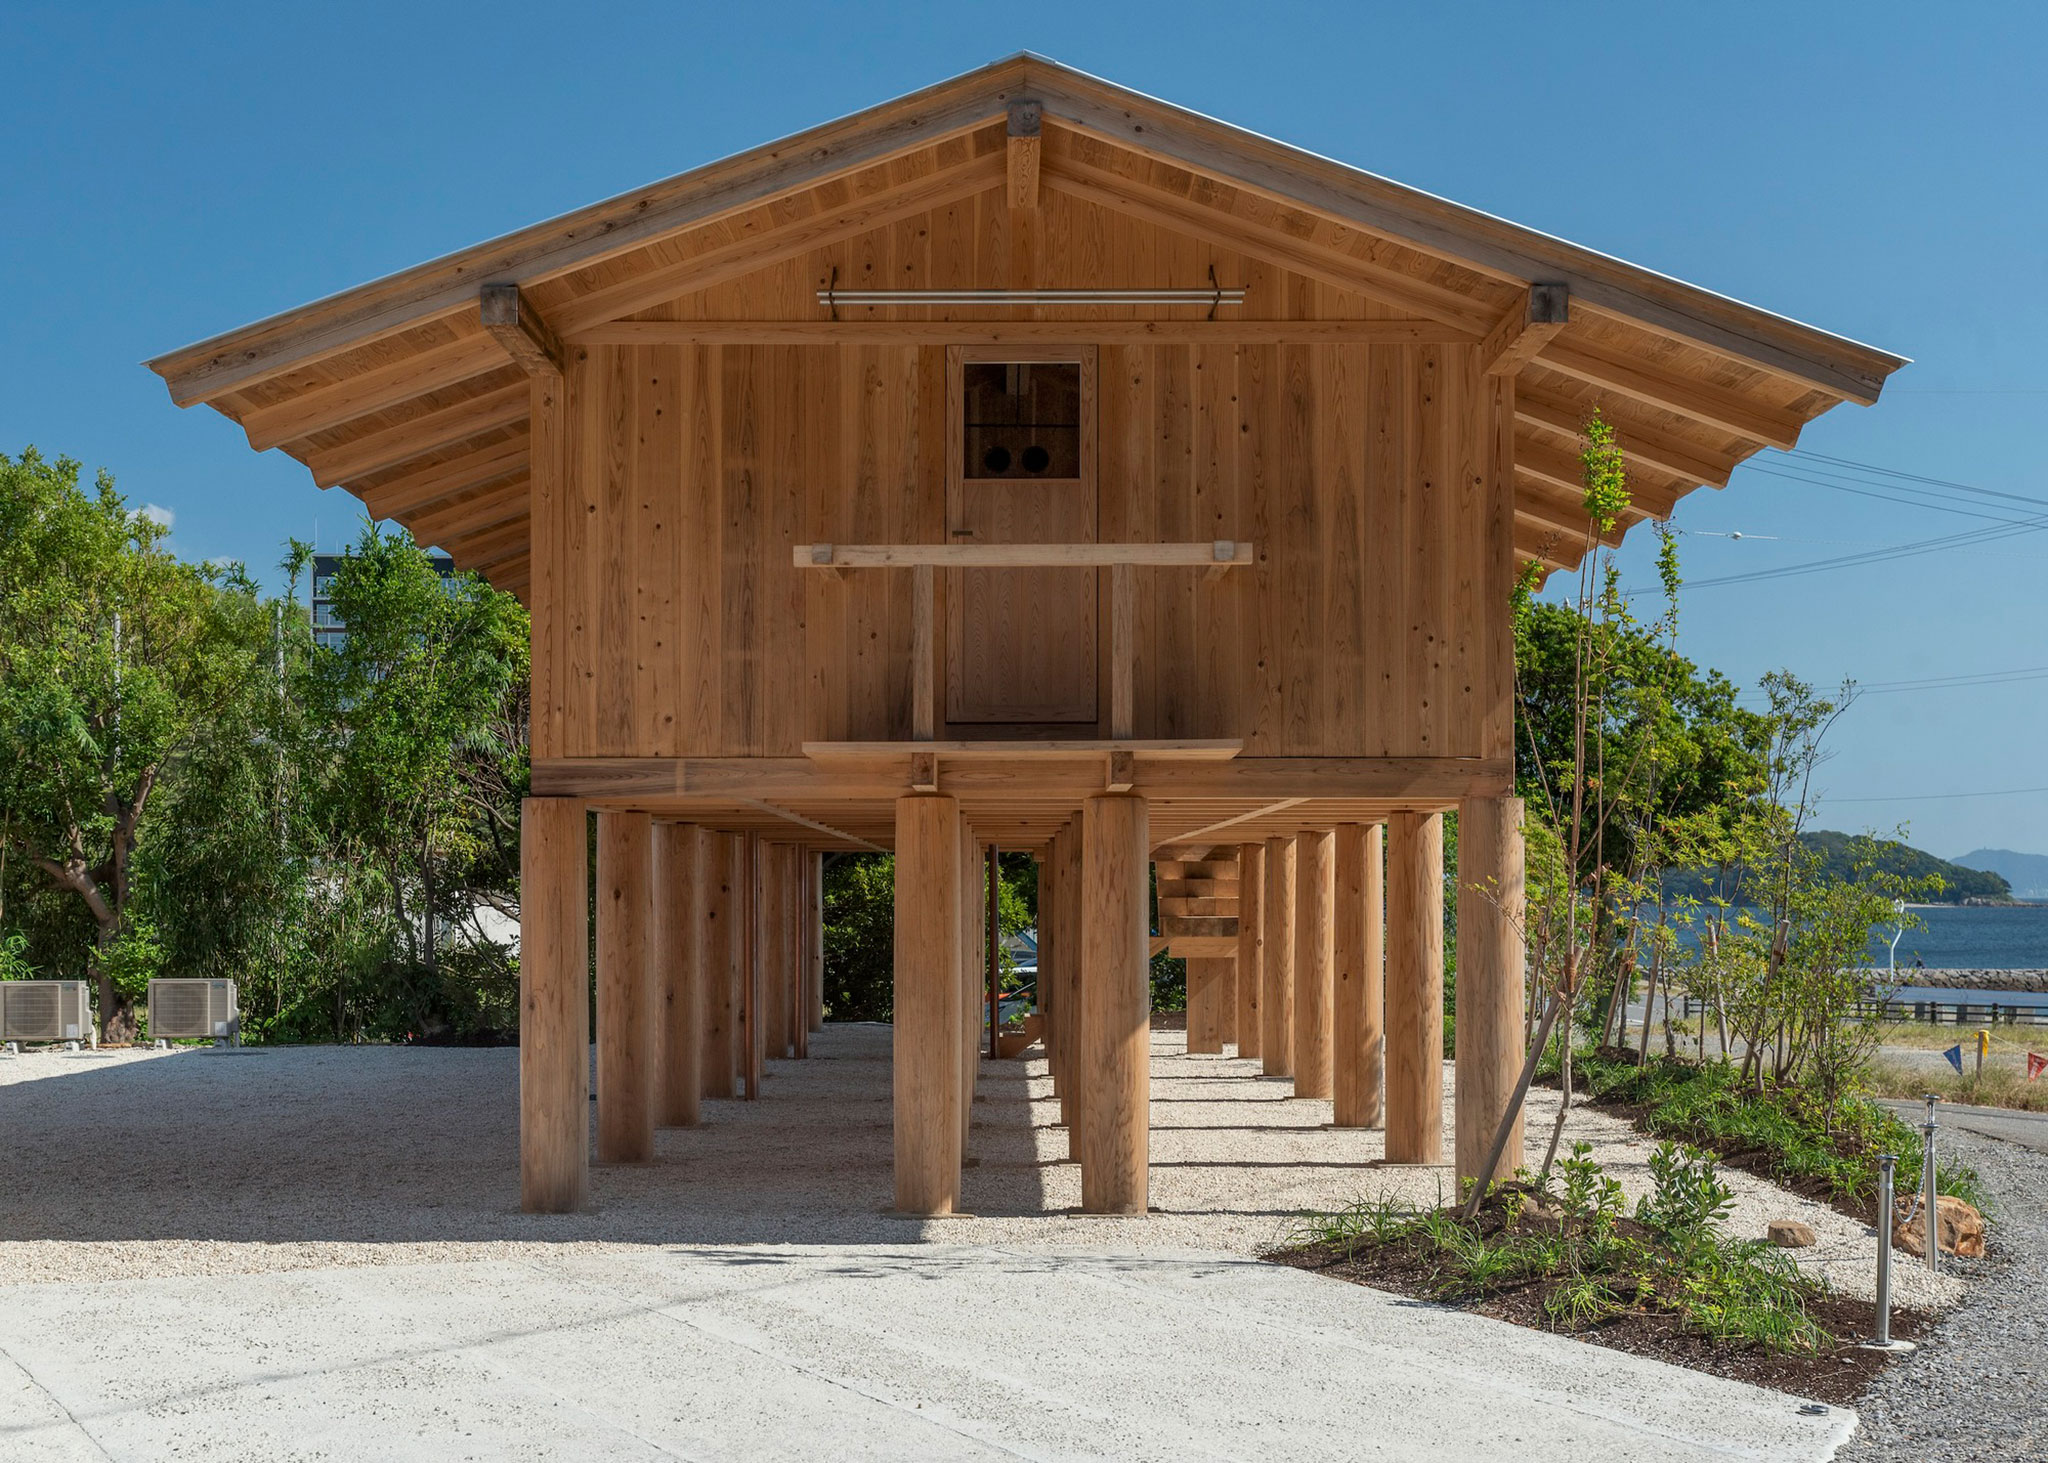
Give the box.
[148,53,1908,595]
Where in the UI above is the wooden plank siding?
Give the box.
[534,325,1509,762]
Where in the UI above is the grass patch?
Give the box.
[1543,1051,1987,1215]
[1865,1054,2048,1115]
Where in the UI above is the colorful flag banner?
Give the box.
[2028,1052,2046,1082]
[1943,1044,1964,1075]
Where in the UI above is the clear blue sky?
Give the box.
[5,2,2043,859]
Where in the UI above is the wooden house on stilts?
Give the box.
[149,56,1904,1216]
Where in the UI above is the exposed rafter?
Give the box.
[1481,283,1569,377]
[307,383,529,489]
[480,285,564,377]
[1007,100,1042,209]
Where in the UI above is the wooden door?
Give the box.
[946,347,1099,724]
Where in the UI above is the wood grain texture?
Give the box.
[699,832,738,1100]
[1234,842,1265,1061]
[653,821,704,1128]
[1292,829,1335,1100]
[596,811,656,1163]
[1186,957,1232,1054]
[1333,822,1385,1128]
[519,798,589,1212]
[1261,835,1296,1077]
[1455,796,1526,1187]
[1385,811,1444,1164]
[893,795,963,1215]
[1080,794,1150,1214]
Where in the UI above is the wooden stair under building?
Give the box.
[1152,847,1240,960]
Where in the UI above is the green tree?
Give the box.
[0,449,276,1037]
[301,525,528,1034]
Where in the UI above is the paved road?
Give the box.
[1875,1097,2048,1154]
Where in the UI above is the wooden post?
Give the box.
[1261,835,1296,1078]
[809,850,826,1033]
[1333,822,1385,1128]
[653,822,703,1128]
[1235,842,1264,1061]
[893,795,962,1215]
[1456,796,1527,1188]
[1293,829,1335,1100]
[792,845,811,1058]
[596,810,655,1163]
[1186,959,1230,1054]
[959,819,982,1159]
[699,832,736,1101]
[1080,794,1150,1214]
[743,833,763,1099]
[762,844,789,1062]
[1386,811,1445,1164]
[520,798,588,1212]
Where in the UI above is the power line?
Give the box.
[1828,786,2048,804]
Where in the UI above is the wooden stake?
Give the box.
[654,822,704,1128]
[1293,829,1335,1100]
[1332,823,1385,1128]
[520,798,589,1212]
[893,794,962,1215]
[1081,794,1150,1214]
[1261,835,1296,1078]
[1386,811,1445,1164]
[1235,842,1265,1061]
[596,810,656,1163]
[1456,796,1527,1188]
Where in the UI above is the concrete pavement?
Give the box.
[0,1245,1854,1461]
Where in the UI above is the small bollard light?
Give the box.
[1861,1154,1915,1352]
[1922,1094,1940,1275]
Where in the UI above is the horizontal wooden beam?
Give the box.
[1515,439,1682,517]
[480,285,565,377]
[1481,283,1569,377]
[1532,339,1806,450]
[572,317,1468,346]
[403,477,530,546]
[532,755,1510,803]
[357,438,530,519]
[306,383,529,489]
[1515,386,1737,487]
[796,541,1253,569]
[804,739,1241,761]
[238,332,510,452]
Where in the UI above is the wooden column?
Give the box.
[1293,829,1335,1100]
[741,833,762,1098]
[1261,835,1296,1078]
[596,810,655,1163]
[520,798,588,1212]
[1456,796,1527,1188]
[1054,820,1082,1144]
[1185,959,1230,1054]
[699,832,736,1101]
[1386,811,1445,1164]
[1234,842,1264,1060]
[1080,794,1150,1215]
[654,822,703,1128]
[1333,822,1385,1128]
[959,819,982,1160]
[764,845,791,1061]
[809,850,826,1033]
[893,795,962,1216]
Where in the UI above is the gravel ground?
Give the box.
[1838,1129,2048,1461]
[0,1027,1955,1315]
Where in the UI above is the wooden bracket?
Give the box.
[1480,282,1569,378]
[1105,748,1136,793]
[1007,100,1042,210]
[480,284,565,378]
[910,751,939,792]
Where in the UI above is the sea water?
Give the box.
[1875,903,2048,972]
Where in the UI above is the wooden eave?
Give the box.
[147,52,1908,594]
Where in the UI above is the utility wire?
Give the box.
[1828,786,2048,804]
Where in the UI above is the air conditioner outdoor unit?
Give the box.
[1,980,95,1052]
[148,978,239,1047]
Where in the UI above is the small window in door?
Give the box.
[962,362,1082,479]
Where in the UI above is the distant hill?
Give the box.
[1952,847,2048,900]
[1662,832,2012,905]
